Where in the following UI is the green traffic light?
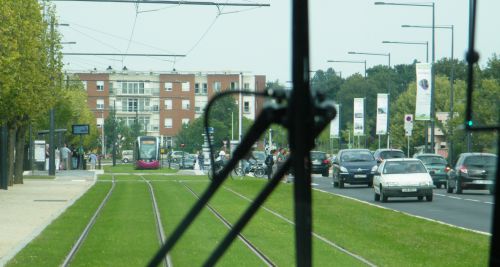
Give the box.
[467,120,473,127]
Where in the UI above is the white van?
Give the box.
[121,150,133,163]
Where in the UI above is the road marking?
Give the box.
[434,193,446,197]
[447,196,461,199]
[465,199,480,202]
[313,188,491,236]
[484,202,494,205]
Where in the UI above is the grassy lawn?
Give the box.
[222,179,490,267]
[70,182,159,266]
[152,180,264,266]
[8,175,490,266]
[6,183,112,267]
[103,164,178,174]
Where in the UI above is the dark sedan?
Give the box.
[414,153,450,188]
[310,151,330,177]
[447,153,497,194]
[332,149,377,188]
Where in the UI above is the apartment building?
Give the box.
[77,70,266,148]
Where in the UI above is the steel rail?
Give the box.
[61,176,117,267]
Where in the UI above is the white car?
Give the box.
[373,158,434,202]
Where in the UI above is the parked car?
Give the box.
[310,151,330,177]
[332,149,377,188]
[446,153,497,194]
[373,148,405,164]
[373,158,434,202]
[180,154,196,169]
[413,153,450,188]
[170,150,189,163]
[121,150,133,163]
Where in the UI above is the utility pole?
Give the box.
[48,14,56,176]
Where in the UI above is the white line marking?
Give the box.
[224,186,377,267]
[448,196,461,199]
[465,199,480,202]
[484,202,494,205]
[312,188,490,236]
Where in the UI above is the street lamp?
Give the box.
[348,50,392,148]
[382,41,428,63]
[375,1,436,153]
[402,24,455,160]
[327,60,367,78]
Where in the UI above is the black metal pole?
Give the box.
[291,0,313,265]
[430,3,435,153]
[1,124,8,190]
[449,25,455,164]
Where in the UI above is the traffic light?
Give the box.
[467,120,473,127]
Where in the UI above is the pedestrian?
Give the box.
[88,151,98,170]
[54,146,60,171]
[60,144,72,170]
[265,150,275,179]
[45,144,50,171]
[277,148,288,182]
[197,151,205,171]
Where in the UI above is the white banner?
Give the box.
[330,104,340,138]
[353,98,364,136]
[415,63,432,120]
[376,94,388,135]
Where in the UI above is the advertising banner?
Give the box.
[376,94,388,135]
[330,104,340,138]
[415,63,432,120]
[353,98,364,136]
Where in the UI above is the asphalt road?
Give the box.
[311,175,494,234]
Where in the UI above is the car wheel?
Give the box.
[333,181,338,188]
[489,186,495,195]
[442,183,447,189]
[339,180,344,188]
[368,181,373,188]
[426,195,433,202]
[322,170,328,177]
[435,183,441,189]
[446,181,453,193]
[417,196,424,201]
[455,180,463,194]
[374,192,380,201]
[380,187,387,202]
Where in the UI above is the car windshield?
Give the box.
[380,151,405,159]
[252,151,266,161]
[419,156,447,165]
[341,151,374,162]
[310,152,326,160]
[464,156,497,167]
[384,161,427,174]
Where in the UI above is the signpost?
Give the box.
[404,114,414,157]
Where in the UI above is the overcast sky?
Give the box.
[55,0,500,83]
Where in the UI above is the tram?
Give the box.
[134,136,160,169]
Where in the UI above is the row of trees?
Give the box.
[0,1,98,186]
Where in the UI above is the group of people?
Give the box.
[44,143,98,171]
[265,148,289,181]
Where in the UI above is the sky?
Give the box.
[54,0,500,83]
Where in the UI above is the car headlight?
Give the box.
[371,165,378,172]
[419,181,432,186]
[340,166,349,173]
[385,181,399,187]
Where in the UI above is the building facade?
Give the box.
[76,70,266,148]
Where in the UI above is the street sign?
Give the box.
[404,114,413,136]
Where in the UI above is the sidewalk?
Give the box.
[0,170,101,266]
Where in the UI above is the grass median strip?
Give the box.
[224,180,490,267]
[152,180,264,266]
[187,182,365,266]
[69,181,159,266]
[6,183,111,267]
[103,164,178,174]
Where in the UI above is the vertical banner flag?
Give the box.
[415,63,432,120]
[330,104,340,138]
[376,93,388,135]
[353,98,364,136]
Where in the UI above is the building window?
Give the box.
[96,99,104,110]
[109,82,114,94]
[165,136,173,148]
[182,100,190,110]
[213,82,221,93]
[244,101,250,113]
[165,82,173,91]
[202,83,208,94]
[97,81,104,91]
[97,118,104,128]
[182,118,190,125]
[230,81,238,90]
[244,83,250,90]
[164,99,172,110]
[121,81,145,94]
[151,99,159,111]
[182,82,190,92]
[82,81,87,91]
[127,98,138,112]
[164,118,173,128]
[195,83,200,94]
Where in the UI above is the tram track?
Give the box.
[181,182,276,267]
[61,176,116,267]
[140,175,173,267]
